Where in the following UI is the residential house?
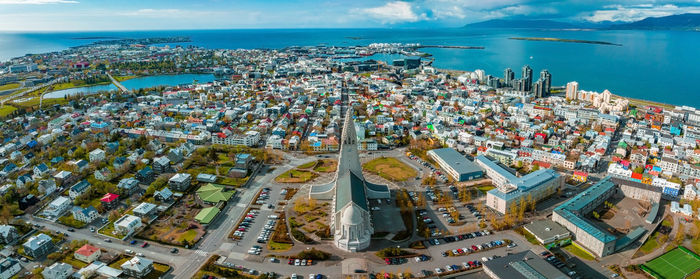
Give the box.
[120,256,153,278]
[89,148,106,162]
[22,233,55,258]
[15,174,33,188]
[53,170,75,186]
[100,193,119,210]
[0,258,21,279]
[94,167,112,182]
[0,225,19,244]
[152,156,171,175]
[37,179,56,196]
[71,206,98,223]
[41,262,72,279]
[135,166,154,184]
[112,156,128,169]
[42,196,71,219]
[132,202,157,217]
[167,148,184,164]
[69,180,91,200]
[168,173,191,191]
[154,187,173,202]
[117,177,139,196]
[74,244,101,263]
[114,215,141,236]
[74,159,89,172]
[33,163,50,177]
[196,173,217,183]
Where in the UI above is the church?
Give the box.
[309,109,390,252]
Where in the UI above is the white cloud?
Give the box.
[357,1,426,23]
[585,4,700,22]
[0,0,77,4]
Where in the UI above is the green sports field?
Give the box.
[643,247,700,279]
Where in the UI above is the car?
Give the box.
[136,252,144,257]
[445,265,453,272]
[141,242,149,248]
[130,240,137,245]
[288,259,294,265]
[507,243,517,248]
[315,274,323,279]
[309,274,315,279]
[295,259,300,266]
[104,238,111,242]
[435,268,443,274]
[170,248,178,254]
[89,227,95,232]
[291,274,298,279]
[67,228,75,232]
[415,256,422,262]
[462,262,469,268]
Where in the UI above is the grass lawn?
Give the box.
[363,157,417,182]
[662,216,674,227]
[564,243,596,261]
[115,75,137,82]
[108,257,130,268]
[219,176,249,187]
[58,215,87,229]
[144,263,171,279]
[175,229,198,243]
[476,185,496,193]
[275,169,318,183]
[62,256,89,269]
[297,161,317,169]
[0,83,20,91]
[0,105,17,118]
[313,159,337,173]
[268,240,293,251]
[98,221,126,239]
[639,232,661,254]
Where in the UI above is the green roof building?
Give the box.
[196,183,235,204]
[194,207,220,224]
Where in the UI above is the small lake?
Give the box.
[43,73,216,99]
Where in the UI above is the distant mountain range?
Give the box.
[464,13,700,31]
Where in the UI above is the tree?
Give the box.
[526,193,535,213]
[517,197,526,222]
[675,223,686,245]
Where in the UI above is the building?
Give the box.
[523,220,571,249]
[309,110,390,252]
[196,183,235,204]
[0,258,21,279]
[22,233,55,258]
[566,81,578,100]
[100,193,120,210]
[42,196,71,218]
[117,177,139,196]
[482,250,568,279]
[212,130,260,147]
[168,173,191,191]
[427,148,483,182]
[89,148,106,162]
[552,176,660,258]
[477,156,563,214]
[71,205,98,223]
[152,156,171,174]
[120,256,154,278]
[74,244,101,263]
[0,225,19,244]
[195,207,220,225]
[69,180,91,200]
[132,202,157,217]
[114,215,142,236]
[41,262,72,279]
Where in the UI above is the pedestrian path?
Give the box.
[194,249,208,257]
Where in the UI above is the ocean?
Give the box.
[1,28,698,107]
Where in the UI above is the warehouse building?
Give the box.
[477,155,563,214]
[523,220,571,249]
[427,148,483,182]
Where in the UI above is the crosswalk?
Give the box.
[193,250,208,257]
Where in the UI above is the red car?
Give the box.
[384,258,391,265]
[471,245,478,251]
[141,242,149,248]
[288,259,293,265]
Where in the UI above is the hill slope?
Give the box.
[609,13,700,30]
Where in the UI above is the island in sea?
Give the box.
[509,37,622,46]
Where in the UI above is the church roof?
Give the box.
[335,170,368,212]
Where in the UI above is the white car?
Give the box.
[291,274,298,279]
[309,274,315,279]
[435,268,443,274]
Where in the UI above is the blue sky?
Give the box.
[0,0,698,31]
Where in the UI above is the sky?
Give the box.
[0,0,698,31]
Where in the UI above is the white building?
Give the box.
[89,148,106,162]
[212,130,260,147]
[43,196,71,218]
[114,215,142,236]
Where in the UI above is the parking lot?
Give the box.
[228,186,284,256]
